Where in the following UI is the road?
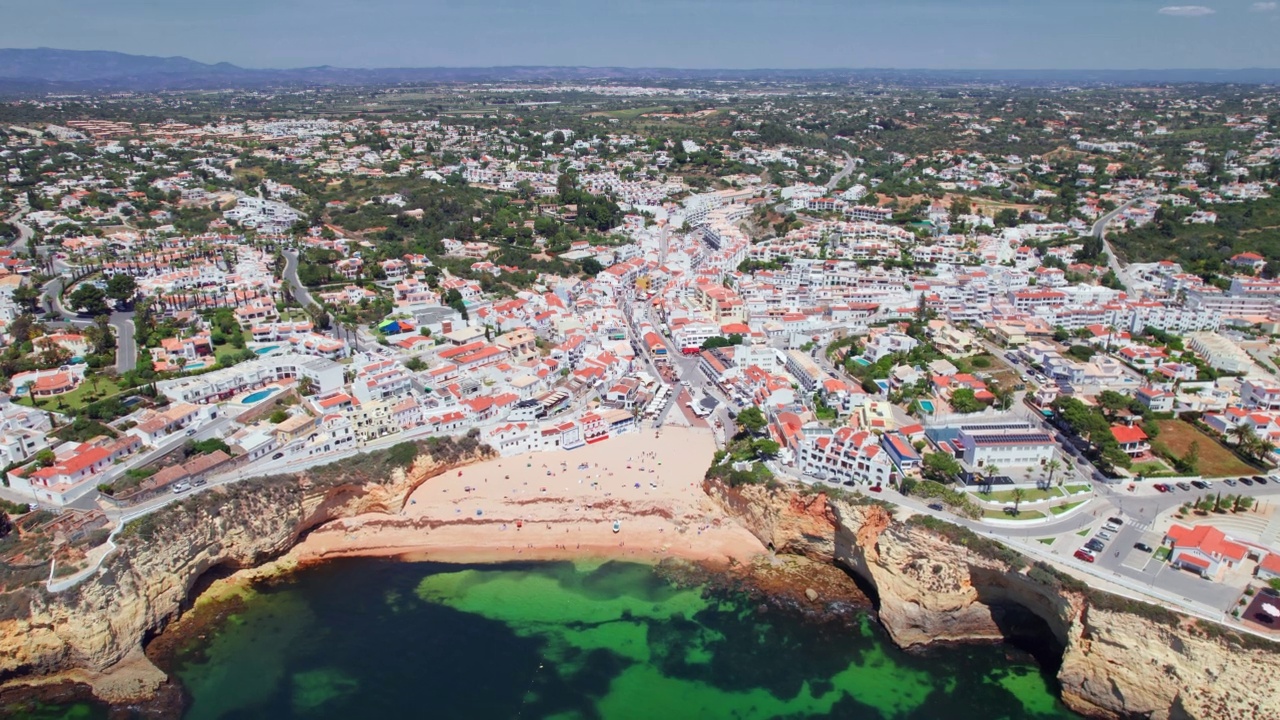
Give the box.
[6,216,33,254]
[42,275,138,373]
[282,249,315,309]
[1090,197,1142,290]
[825,152,856,191]
[770,152,857,215]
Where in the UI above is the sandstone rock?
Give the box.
[706,480,1280,720]
[0,446,492,704]
[804,588,818,602]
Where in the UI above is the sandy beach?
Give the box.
[286,426,767,567]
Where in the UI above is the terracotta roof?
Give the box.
[1166,524,1248,562]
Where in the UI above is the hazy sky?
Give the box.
[4,0,1279,69]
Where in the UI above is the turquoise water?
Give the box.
[7,560,1081,720]
[240,389,276,404]
[853,357,872,367]
[919,400,935,413]
[254,345,280,355]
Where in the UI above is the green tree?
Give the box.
[994,208,1019,227]
[982,464,1001,494]
[68,284,110,316]
[922,452,962,482]
[13,283,41,314]
[580,257,603,276]
[1045,459,1063,488]
[1011,487,1026,515]
[105,273,138,306]
[269,409,289,424]
[949,388,985,414]
[737,406,767,435]
[753,439,781,459]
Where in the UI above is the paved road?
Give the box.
[111,311,137,372]
[42,275,138,373]
[1090,197,1143,290]
[770,152,857,215]
[825,152,856,191]
[5,215,33,254]
[282,249,315,309]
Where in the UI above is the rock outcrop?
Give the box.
[708,481,1280,720]
[0,439,493,704]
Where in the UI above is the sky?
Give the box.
[3,0,1279,70]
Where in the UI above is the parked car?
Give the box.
[1190,480,1210,490]
[869,485,882,493]
[271,452,285,460]
[1256,477,1269,485]
[193,478,207,487]
[1223,479,1238,487]
[1107,516,1124,526]
[1074,549,1097,563]
[1153,483,1169,493]
[1134,543,1153,553]
[1085,540,1105,552]
[1240,477,1255,486]
[1097,531,1114,541]
[1175,482,1192,491]
[172,482,191,494]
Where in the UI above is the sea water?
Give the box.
[10,559,1081,720]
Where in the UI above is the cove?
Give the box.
[11,559,1083,720]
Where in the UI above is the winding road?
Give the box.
[42,275,138,373]
[281,248,315,309]
[1090,197,1143,291]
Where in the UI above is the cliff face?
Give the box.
[708,481,1280,720]
[0,445,491,703]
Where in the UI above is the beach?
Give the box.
[285,426,767,567]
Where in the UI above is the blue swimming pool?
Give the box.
[241,389,276,405]
[852,357,872,367]
[185,361,207,371]
[919,400,935,413]
[254,345,280,355]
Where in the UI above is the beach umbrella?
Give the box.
[1263,603,1280,617]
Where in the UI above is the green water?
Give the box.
[7,560,1081,720]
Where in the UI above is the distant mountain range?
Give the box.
[2,47,1280,93]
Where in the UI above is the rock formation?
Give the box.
[0,438,493,704]
[708,481,1280,720]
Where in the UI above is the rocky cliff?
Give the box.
[708,481,1280,720]
[0,437,493,705]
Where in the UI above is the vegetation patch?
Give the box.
[904,514,1027,571]
[1155,420,1258,478]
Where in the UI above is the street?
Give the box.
[1090,197,1143,291]
[282,248,316,309]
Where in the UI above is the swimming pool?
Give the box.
[254,345,280,355]
[919,400,935,413]
[852,357,871,367]
[241,388,276,405]
[185,361,207,371]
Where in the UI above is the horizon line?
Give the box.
[4,47,1280,75]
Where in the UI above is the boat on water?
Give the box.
[612,521,621,533]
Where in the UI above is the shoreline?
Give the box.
[275,425,768,570]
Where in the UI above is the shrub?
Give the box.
[905,514,1026,571]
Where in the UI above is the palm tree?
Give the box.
[983,463,1000,494]
[1046,459,1063,489]
[1230,424,1259,458]
[1011,487,1026,516]
[1258,439,1276,463]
